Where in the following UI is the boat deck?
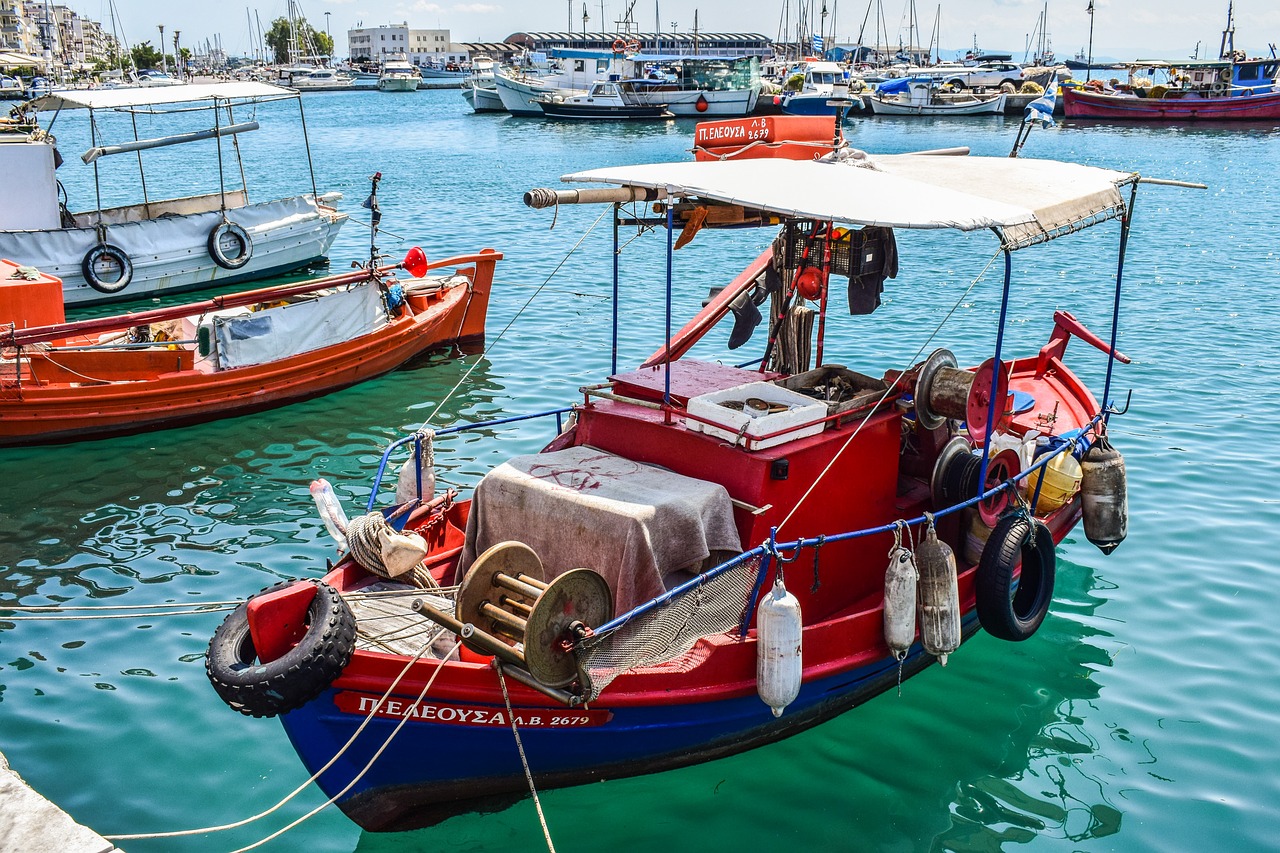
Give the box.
[345,581,459,659]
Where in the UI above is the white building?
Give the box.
[347,22,468,66]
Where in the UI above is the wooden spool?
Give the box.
[446,541,613,688]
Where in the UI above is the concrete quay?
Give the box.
[0,750,118,853]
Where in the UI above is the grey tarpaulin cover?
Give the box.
[460,446,743,613]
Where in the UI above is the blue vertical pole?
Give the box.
[611,203,620,376]
[979,248,1013,492]
[1101,182,1138,424]
[664,202,674,407]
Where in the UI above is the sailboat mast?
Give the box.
[1219,1,1235,59]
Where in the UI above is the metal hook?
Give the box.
[1106,389,1134,416]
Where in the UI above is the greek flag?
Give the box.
[1024,88,1056,128]
[812,34,823,53]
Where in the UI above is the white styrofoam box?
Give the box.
[685,381,827,450]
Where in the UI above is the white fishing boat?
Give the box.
[135,69,185,87]
[461,56,504,113]
[868,78,1006,116]
[493,49,620,115]
[617,55,762,117]
[378,55,420,93]
[285,67,355,92]
[0,82,347,307]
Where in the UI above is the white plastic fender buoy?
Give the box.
[1080,433,1128,555]
[309,478,350,551]
[395,430,437,505]
[757,576,802,717]
[916,522,960,666]
[882,536,918,661]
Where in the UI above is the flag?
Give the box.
[812,34,823,53]
[361,190,381,228]
[1024,88,1056,128]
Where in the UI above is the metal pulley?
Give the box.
[412,541,613,693]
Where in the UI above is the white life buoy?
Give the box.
[81,243,134,294]
[208,221,254,270]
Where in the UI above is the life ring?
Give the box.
[207,221,253,270]
[625,40,641,53]
[612,38,628,54]
[975,514,1056,641]
[206,580,356,718]
[1242,88,1254,97]
[81,243,134,294]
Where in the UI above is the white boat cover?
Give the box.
[30,82,296,112]
[213,282,387,370]
[563,152,1136,249]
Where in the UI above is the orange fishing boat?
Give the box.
[0,246,501,446]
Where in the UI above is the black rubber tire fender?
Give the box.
[81,244,134,294]
[207,221,254,270]
[206,580,356,718]
[975,514,1056,641]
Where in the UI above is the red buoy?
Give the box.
[696,94,709,112]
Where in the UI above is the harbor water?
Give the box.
[2,90,1279,851]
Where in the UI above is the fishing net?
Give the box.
[574,554,764,702]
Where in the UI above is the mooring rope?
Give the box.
[497,662,558,853]
[105,632,453,843]
[775,245,1005,537]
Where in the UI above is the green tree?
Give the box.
[130,41,162,69]
[264,16,334,63]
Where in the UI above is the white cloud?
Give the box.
[452,3,500,12]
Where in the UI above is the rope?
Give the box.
[106,635,455,844]
[497,662,558,853]
[775,246,1004,537]
[415,204,611,432]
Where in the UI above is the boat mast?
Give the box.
[1218,1,1235,59]
[1085,0,1095,81]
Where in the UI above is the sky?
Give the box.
[88,0,1280,62]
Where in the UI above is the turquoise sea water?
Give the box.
[2,90,1279,852]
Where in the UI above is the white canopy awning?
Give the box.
[563,152,1136,249]
[0,51,45,68]
[29,82,297,112]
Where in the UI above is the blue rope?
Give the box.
[612,203,620,377]
[1102,182,1138,423]
[978,249,1013,500]
[664,203,674,407]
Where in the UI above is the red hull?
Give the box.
[1062,85,1280,120]
[0,250,500,445]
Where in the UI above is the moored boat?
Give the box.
[202,117,1179,831]
[868,77,1007,116]
[1062,8,1280,121]
[0,245,501,446]
[537,81,673,119]
[0,83,347,307]
[378,55,420,92]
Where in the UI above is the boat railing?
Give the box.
[366,407,574,512]
[591,409,1109,640]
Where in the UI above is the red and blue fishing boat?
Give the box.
[204,120,1183,831]
[1062,8,1280,121]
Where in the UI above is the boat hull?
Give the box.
[781,91,866,116]
[623,87,761,117]
[0,252,499,445]
[280,494,1079,831]
[0,195,346,307]
[494,74,563,116]
[462,84,505,113]
[538,101,673,120]
[1062,85,1280,120]
[868,93,1006,116]
[378,78,420,93]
